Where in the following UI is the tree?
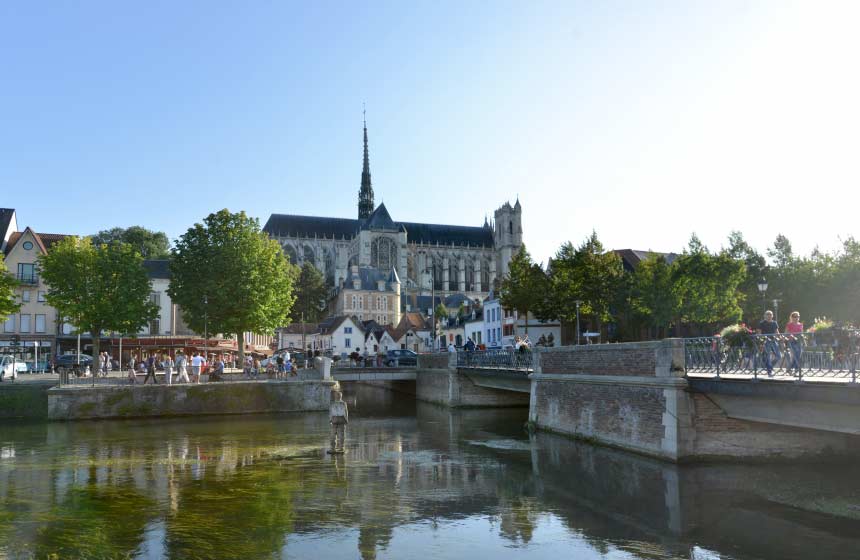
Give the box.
[0,253,20,322]
[293,262,327,324]
[500,245,547,334]
[726,231,767,322]
[544,232,625,333]
[671,235,745,335]
[630,253,677,338]
[38,237,158,369]
[92,226,170,259]
[168,210,296,366]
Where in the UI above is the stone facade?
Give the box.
[262,123,523,309]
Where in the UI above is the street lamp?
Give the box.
[772,299,781,324]
[419,250,436,351]
[757,277,768,314]
[575,300,582,346]
[203,295,208,361]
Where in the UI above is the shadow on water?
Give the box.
[0,383,858,559]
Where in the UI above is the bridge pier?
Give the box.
[415,353,529,408]
[528,341,860,462]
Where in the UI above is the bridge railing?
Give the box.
[685,333,859,382]
[457,349,533,371]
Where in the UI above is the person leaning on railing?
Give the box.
[785,312,804,374]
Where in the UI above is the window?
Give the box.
[497,327,501,340]
[22,290,30,302]
[62,322,73,335]
[351,295,357,309]
[370,237,396,271]
[149,319,160,335]
[22,241,33,250]
[3,315,14,333]
[344,326,352,334]
[344,338,351,349]
[17,263,36,283]
[37,291,46,302]
[150,292,161,306]
[19,314,31,333]
[35,314,46,333]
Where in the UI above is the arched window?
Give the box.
[351,295,357,309]
[371,237,396,271]
[509,221,513,235]
[283,244,298,264]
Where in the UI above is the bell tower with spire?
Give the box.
[358,109,375,219]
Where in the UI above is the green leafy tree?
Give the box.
[92,226,171,259]
[500,245,547,333]
[168,210,296,365]
[38,237,158,366]
[293,262,328,324]
[672,235,745,335]
[0,253,20,322]
[544,232,625,333]
[725,231,767,323]
[630,253,677,339]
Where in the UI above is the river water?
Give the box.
[1,385,859,559]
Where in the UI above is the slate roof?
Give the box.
[319,315,364,335]
[143,259,171,279]
[264,214,360,239]
[278,322,319,335]
[613,249,679,273]
[361,203,401,231]
[0,209,15,246]
[264,208,495,247]
[347,267,399,291]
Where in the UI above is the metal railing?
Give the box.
[16,273,38,285]
[685,333,860,382]
[457,349,534,371]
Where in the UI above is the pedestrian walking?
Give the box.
[786,311,804,374]
[276,354,285,379]
[176,351,189,383]
[143,354,158,384]
[285,358,293,377]
[328,389,348,454]
[244,355,253,379]
[758,310,781,376]
[127,354,137,384]
[252,357,261,379]
[163,353,174,385]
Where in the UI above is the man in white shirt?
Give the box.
[190,352,203,384]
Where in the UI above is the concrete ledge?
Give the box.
[532,373,689,389]
[47,380,335,421]
[332,369,416,382]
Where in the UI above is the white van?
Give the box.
[0,355,18,382]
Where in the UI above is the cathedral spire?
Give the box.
[358,106,374,219]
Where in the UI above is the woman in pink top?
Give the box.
[786,311,803,373]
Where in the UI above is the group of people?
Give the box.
[756,309,805,376]
[243,353,298,379]
[126,351,224,385]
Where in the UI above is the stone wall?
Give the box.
[0,381,53,420]
[530,340,691,461]
[414,351,529,408]
[48,380,335,421]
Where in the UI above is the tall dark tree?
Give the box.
[630,253,677,339]
[544,232,624,333]
[92,226,170,259]
[168,210,296,366]
[726,231,767,322]
[500,245,547,333]
[293,262,328,324]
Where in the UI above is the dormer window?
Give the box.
[22,241,33,250]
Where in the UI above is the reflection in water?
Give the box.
[0,385,859,559]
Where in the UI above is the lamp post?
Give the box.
[203,295,208,361]
[757,277,768,315]
[420,250,436,351]
[772,299,781,325]
[575,300,582,346]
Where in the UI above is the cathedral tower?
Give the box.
[494,198,523,278]
[358,113,374,219]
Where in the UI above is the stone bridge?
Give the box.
[343,342,860,462]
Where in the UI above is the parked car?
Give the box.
[53,354,94,376]
[385,349,418,367]
[0,355,18,381]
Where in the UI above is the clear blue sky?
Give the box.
[2,1,857,265]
